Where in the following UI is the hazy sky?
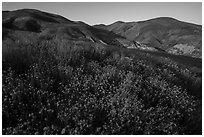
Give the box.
[2,2,202,25]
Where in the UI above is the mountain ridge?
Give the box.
[94,17,202,58]
[2,8,202,58]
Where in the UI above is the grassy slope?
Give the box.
[2,9,202,135]
[2,35,202,134]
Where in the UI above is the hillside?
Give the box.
[94,17,202,58]
[2,9,202,135]
[3,9,142,50]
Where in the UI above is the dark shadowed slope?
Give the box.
[94,17,202,58]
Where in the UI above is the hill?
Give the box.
[2,9,202,135]
[3,9,142,50]
[94,17,202,58]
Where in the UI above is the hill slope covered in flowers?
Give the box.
[2,8,202,135]
[2,38,202,134]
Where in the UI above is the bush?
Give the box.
[2,41,202,135]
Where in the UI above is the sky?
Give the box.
[2,2,202,25]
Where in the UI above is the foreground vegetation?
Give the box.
[2,38,202,134]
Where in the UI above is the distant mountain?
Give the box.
[94,17,202,58]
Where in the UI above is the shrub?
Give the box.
[2,41,202,135]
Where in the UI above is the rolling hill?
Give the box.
[2,9,202,135]
[94,17,202,58]
[3,9,141,50]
